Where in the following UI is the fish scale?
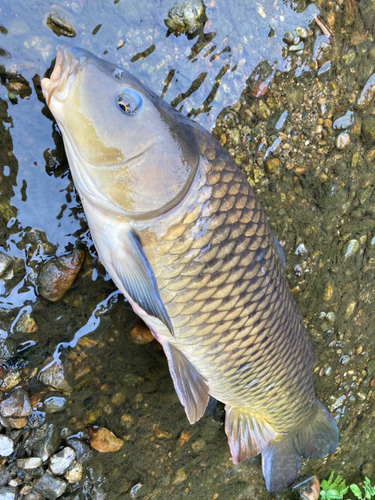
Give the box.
[41,47,338,493]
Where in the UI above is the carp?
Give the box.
[41,47,338,492]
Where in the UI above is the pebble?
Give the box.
[343,239,359,259]
[49,447,76,475]
[155,429,172,439]
[17,457,43,469]
[336,132,350,149]
[0,388,32,417]
[34,474,67,500]
[0,435,14,456]
[0,339,16,361]
[0,251,12,277]
[265,158,279,173]
[14,312,38,333]
[330,395,346,410]
[129,324,154,344]
[294,26,308,39]
[164,0,206,36]
[283,31,295,45]
[9,417,28,429]
[191,439,206,452]
[87,426,124,452]
[37,248,85,302]
[42,395,68,413]
[340,355,351,365]
[172,467,187,484]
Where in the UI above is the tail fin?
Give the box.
[261,399,338,493]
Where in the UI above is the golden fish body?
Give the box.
[41,47,338,493]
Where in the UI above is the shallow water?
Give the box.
[0,0,375,498]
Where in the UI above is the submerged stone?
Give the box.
[34,474,67,499]
[87,426,124,453]
[37,248,85,302]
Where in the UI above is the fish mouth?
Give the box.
[41,47,82,105]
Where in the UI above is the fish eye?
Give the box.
[117,89,143,115]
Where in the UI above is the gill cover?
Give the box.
[45,47,200,216]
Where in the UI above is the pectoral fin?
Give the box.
[113,230,174,336]
[272,232,285,270]
[225,406,276,464]
[163,343,209,423]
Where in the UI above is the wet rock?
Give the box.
[14,311,38,333]
[283,31,297,45]
[37,248,85,302]
[343,239,359,259]
[49,447,76,475]
[0,252,12,277]
[293,475,320,500]
[38,360,73,392]
[129,324,154,345]
[34,474,67,499]
[66,437,93,463]
[0,435,14,456]
[165,0,206,37]
[46,12,76,38]
[336,132,350,149]
[0,388,32,417]
[330,394,346,410]
[17,457,43,469]
[87,426,124,453]
[30,423,60,461]
[357,73,375,109]
[228,128,240,145]
[0,487,16,500]
[0,339,16,361]
[256,100,271,120]
[0,370,21,391]
[295,26,308,39]
[64,461,83,483]
[42,395,68,414]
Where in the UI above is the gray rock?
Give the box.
[49,447,76,475]
[0,486,16,500]
[0,388,33,417]
[34,474,67,499]
[43,395,68,414]
[17,457,43,469]
[0,435,14,456]
[30,423,60,461]
[66,438,93,463]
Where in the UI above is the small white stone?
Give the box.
[0,435,14,457]
[49,447,76,475]
[17,457,42,469]
[336,132,350,149]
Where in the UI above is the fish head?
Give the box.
[41,47,199,217]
